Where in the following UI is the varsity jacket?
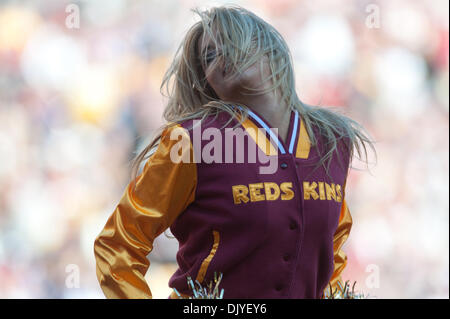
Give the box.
[93,107,353,299]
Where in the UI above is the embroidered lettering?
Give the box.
[325,183,337,201]
[249,183,265,202]
[232,185,249,204]
[303,182,319,200]
[280,182,294,200]
[264,182,280,201]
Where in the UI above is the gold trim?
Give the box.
[296,118,311,159]
[195,230,220,283]
[240,117,278,156]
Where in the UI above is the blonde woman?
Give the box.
[94,5,375,299]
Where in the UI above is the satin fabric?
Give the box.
[94,124,197,298]
[324,198,353,297]
[94,113,353,299]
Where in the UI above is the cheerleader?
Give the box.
[94,5,375,299]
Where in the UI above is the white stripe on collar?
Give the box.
[246,109,286,154]
[288,111,299,154]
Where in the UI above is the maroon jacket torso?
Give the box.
[168,108,350,298]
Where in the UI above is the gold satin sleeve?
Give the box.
[93,124,197,299]
[325,198,353,296]
[324,174,353,297]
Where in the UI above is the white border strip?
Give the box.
[247,109,286,154]
[288,111,299,154]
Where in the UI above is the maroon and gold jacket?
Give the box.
[94,108,353,299]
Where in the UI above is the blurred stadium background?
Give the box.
[0,0,448,298]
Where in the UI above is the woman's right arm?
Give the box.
[93,124,196,298]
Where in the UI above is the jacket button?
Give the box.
[280,163,288,169]
[289,222,297,230]
[283,254,290,261]
[275,284,283,291]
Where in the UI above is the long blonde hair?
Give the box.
[131,5,376,185]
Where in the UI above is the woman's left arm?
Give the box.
[323,134,354,297]
[325,194,353,297]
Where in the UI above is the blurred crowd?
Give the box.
[0,0,448,298]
